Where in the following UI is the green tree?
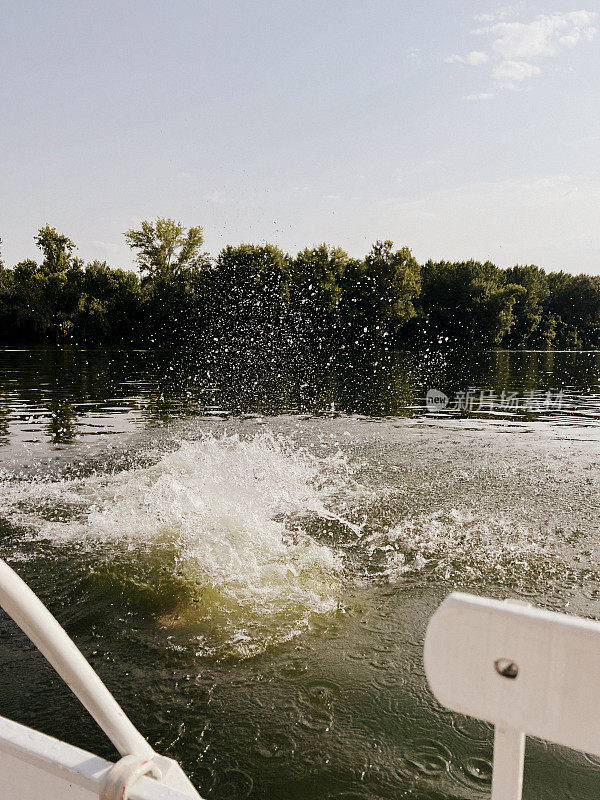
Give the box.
[213,244,291,298]
[74,261,142,343]
[209,244,292,341]
[8,227,83,341]
[124,218,206,278]
[288,244,354,350]
[35,225,77,274]
[417,260,523,346]
[292,244,350,314]
[124,218,210,344]
[0,238,11,339]
[545,272,600,348]
[0,263,15,338]
[11,259,50,336]
[504,265,551,347]
[340,241,421,340]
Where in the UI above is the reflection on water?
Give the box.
[1,347,600,453]
[1,347,600,799]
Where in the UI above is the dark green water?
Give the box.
[1,347,600,799]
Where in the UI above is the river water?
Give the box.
[1,347,600,799]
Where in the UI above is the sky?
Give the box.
[1,0,599,273]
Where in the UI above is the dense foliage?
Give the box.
[1,222,599,350]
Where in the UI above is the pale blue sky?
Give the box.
[1,1,599,272]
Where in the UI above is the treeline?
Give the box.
[1,220,599,350]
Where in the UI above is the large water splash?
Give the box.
[0,428,576,655]
[0,433,357,656]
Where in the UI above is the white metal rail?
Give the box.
[0,558,199,798]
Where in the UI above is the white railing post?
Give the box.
[491,725,525,800]
[424,593,600,800]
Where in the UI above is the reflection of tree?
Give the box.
[46,401,77,442]
[326,349,416,417]
[134,344,418,420]
[1,347,600,450]
[0,405,10,444]
[43,349,87,442]
[0,347,117,446]
[117,347,600,423]
[407,349,600,419]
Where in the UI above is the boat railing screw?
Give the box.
[494,658,519,679]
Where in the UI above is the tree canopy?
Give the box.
[124,218,206,278]
[35,225,78,274]
[1,220,599,351]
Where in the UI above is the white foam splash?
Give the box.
[0,436,567,652]
[0,433,356,654]
[363,508,559,585]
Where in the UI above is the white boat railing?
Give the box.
[0,558,200,799]
[425,592,600,800]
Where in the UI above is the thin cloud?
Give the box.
[492,59,541,82]
[381,174,580,214]
[205,191,235,205]
[91,241,119,254]
[445,50,489,65]
[375,174,600,272]
[479,11,597,59]
[474,7,516,24]
[465,92,496,100]
[568,134,600,148]
[448,9,597,93]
